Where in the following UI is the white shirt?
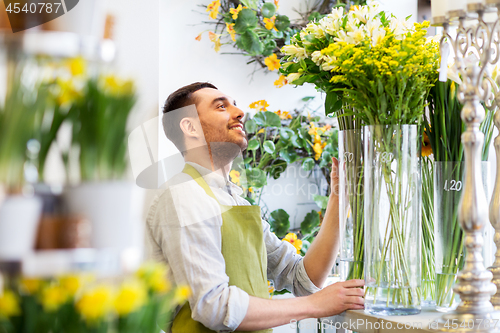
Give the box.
[145,162,320,332]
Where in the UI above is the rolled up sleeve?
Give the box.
[146,178,250,331]
[263,220,321,296]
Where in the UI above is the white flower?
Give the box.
[282,45,307,60]
[287,73,302,83]
[321,60,335,71]
[365,17,381,34]
[351,5,369,23]
[389,18,409,40]
[347,26,366,44]
[330,7,344,20]
[371,27,386,46]
[311,50,323,65]
[305,23,325,39]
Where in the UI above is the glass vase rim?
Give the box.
[361,124,418,130]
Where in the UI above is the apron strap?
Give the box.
[182,164,220,203]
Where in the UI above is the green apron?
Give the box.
[171,164,272,333]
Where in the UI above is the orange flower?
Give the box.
[195,32,202,41]
[274,75,288,88]
[274,0,280,10]
[249,100,269,112]
[226,23,236,42]
[422,131,433,157]
[208,32,221,52]
[264,54,280,71]
[206,0,220,19]
[274,110,292,120]
[263,16,277,31]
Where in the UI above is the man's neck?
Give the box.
[183,146,233,180]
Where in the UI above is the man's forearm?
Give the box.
[302,194,339,288]
[236,296,311,331]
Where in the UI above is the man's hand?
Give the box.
[305,279,365,317]
[237,279,365,331]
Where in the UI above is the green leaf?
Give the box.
[275,15,290,31]
[325,92,342,117]
[261,2,276,18]
[279,128,294,140]
[266,158,287,179]
[247,138,260,150]
[245,119,258,134]
[302,157,315,171]
[312,194,329,210]
[302,96,315,102]
[236,30,263,55]
[263,140,276,154]
[234,8,258,33]
[301,210,320,236]
[269,209,290,238]
[243,157,253,164]
[245,168,267,188]
[262,39,277,57]
[254,111,281,127]
[279,148,297,164]
[291,134,302,148]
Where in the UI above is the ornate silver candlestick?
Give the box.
[434,4,499,331]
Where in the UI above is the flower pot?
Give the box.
[434,161,489,312]
[63,182,145,256]
[364,124,421,315]
[0,195,42,260]
[338,129,364,281]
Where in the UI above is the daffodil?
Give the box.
[101,75,134,96]
[136,262,172,294]
[76,285,114,323]
[114,280,147,316]
[19,278,43,295]
[206,0,220,19]
[40,284,68,312]
[0,290,20,318]
[67,57,86,76]
[58,274,87,298]
[248,100,269,112]
[173,285,191,304]
[274,75,288,88]
[282,233,302,254]
[264,54,280,71]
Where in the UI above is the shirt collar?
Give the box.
[185,162,243,195]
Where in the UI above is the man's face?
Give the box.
[193,88,248,151]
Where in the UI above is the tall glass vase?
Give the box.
[434,161,489,312]
[420,157,435,306]
[364,125,421,315]
[338,129,364,281]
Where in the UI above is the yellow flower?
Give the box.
[274,110,292,120]
[282,233,303,254]
[257,128,265,134]
[136,262,172,294]
[274,75,288,88]
[55,78,82,106]
[76,286,113,323]
[264,54,280,71]
[0,290,20,318]
[226,23,236,42]
[114,280,147,316]
[263,16,277,31]
[173,285,191,304]
[67,57,86,76]
[230,4,243,20]
[101,75,135,96]
[313,141,327,160]
[229,170,241,186]
[59,275,86,298]
[208,32,221,52]
[249,100,269,112]
[267,280,275,297]
[41,285,68,312]
[19,278,43,295]
[206,0,220,19]
[248,187,254,193]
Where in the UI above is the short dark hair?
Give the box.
[162,82,218,153]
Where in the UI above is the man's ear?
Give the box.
[179,117,200,139]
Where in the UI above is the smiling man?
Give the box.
[145,82,364,333]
